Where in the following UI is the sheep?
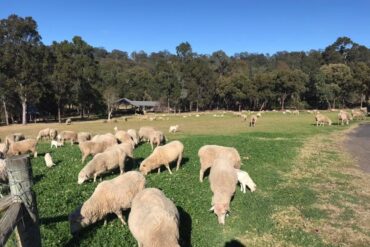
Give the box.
[57,131,78,145]
[91,133,118,147]
[66,118,72,125]
[127,129,139,146]
[235,169,256,193]
[249,115,257,127]
[352,110,365,120]
[198,145,241,182]
[256,112,262,118]
[338,111,351,125]
[106,142,134,159]
[292,110,300,115]
[128,188,180,247]
[77,132,92,143]
[5,133,25,144]
[69,171,145,234]
[315,113,332,126]
[6,139,38,158]
[241,115,248,121]
[51,140,63,149]
[44,153,55,168]
[115,130,134,147]
[78,147,128,184]
[79,141,109,163]
[139,140,184,175]
[0,143,7,158]
[0,159,8,183]
[169,125,179,133]
[148,130,166,150]
[209,158,238,225]
[36,128,58,141]
[138,126,156,142]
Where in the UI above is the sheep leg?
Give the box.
[158,167,161,174]
[199,169,204,182]
[176,153,182,171]
[137,241,143,247]
[93,174,97,183]
[151,141,154,150]
[165,164,173,174]
[115,211,126,225]
[33,151,38,158]
[243,184,246,193]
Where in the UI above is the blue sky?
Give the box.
[0,0,369,55]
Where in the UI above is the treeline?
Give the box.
[1,15,370,125]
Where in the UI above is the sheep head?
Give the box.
[78,171,89,184]
[139,161,150,175]
[69,206,89,234]
[210,203,229,225]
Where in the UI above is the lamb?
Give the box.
[69,171,145,234]
[127,129,139,146]
[128,188,180,247]
[79,141,109,163]
[37,128,58,141]
[209,158,238,225]
[44,153,55,168]
[91,133,118,147]
[66,118,72,125]
[138,126,156,142]
[0,159,8,183]
[139,140,184,175]
[6,139,38,158]
[78,147,128,184]
[198,145,241,182]
[235,169,256,193]
[249,115,257,127]
[51,140,63,148]
[169,125,179,133]
[315,113,332,126]
[148,130,166,150]
[77,132,92,143]
[57,131,78,145]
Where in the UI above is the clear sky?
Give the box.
[0,0,369,55]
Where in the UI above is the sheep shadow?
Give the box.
[224,239,245,247]
[177,206,192,247]
[33,174,45,184]
[40,214,69,225]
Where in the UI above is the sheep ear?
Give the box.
[209,206,215,211]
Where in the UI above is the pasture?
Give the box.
[1,111,370,246]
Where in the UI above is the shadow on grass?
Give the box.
[178,206,192,247]
[40,214,69,225]
[224,239,245,247]
[33,174,45,184]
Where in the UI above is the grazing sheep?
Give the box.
[138,126,156,142]
[57,131,78,145]
[79,141,109,163]
[148,130,166,150]
[315,113,332,126]
[209,158,238,225]
[0,159,8,183]
[0,143,7,158]
[235,169,256,193]
[44,153,55,168]
[36,128,58,141]
[51,140,63,149]
[91,133,118,147]
[169,125,179,133]
[78,148,128,184]
[338,111,351,125]
[249,115,257,127]
[49,128,58,140]
[198,145,241,182]
[139,140,184,175]
[69,171,145,234]
[77,132,92,143]
[256,112,262,118]
[66,118,72,125]
[352,110,365,120]
[115,130,134,146]
[106,143,134,159]
[128,188,180,247]
[127,129,139,146]
[241,114,248,121]
[5,133,25,144]
[292,110,300,115]
[6,139,38,158]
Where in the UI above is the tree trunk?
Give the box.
[325,96,331,110]
[167,97,170,113]
[107,105,112,121]
[2,99,9,126]
[21,98,27,125]
[281,93,287,111]
[58,105,61,124]
[196,101,199,112]
[333,99,336,110]
[238,104,241,112]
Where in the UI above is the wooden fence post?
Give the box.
[6,154,41,247]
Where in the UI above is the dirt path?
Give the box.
[344,123,370,173]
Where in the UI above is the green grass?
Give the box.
[1,112,369,246]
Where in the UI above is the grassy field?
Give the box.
[1,111,370,246]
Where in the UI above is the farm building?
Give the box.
[115,98,161,113]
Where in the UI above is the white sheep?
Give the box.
[57,131,78,145]
[91,133,118,147]
[235,169,256,193]
[77,132,92,143]
[44,153,55,168]
[209,158,238,225]
[78,147,128,184]
[5,133,25,144]
[198,145,241,182]
[169,125,179,133]
[249,115,257,127]
[138,126,156,142]
[315,113,332,126]
[66,118,72,125]
[140,140,184,175]
[127,129,139,146]
[128,188,180,247]
[148,130,165,150]
[37,128,57,141]
[51,140,63,149]
[69,171,145,234]
[6,139,38,158]
[115,130,134,147]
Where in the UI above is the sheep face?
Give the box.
[78,172,89,184]
[210,203,228,225]
[69,207,89,234]
[139,162,150,175]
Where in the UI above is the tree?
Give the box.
[103,86,119,121]
[0,15,43,124]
